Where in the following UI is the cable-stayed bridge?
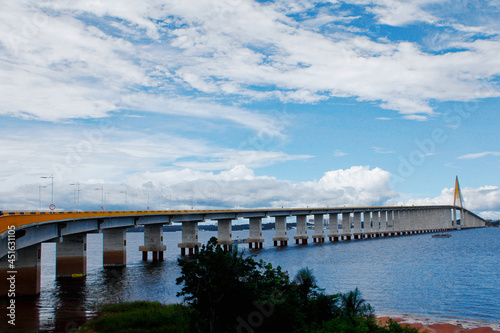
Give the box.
[0,204,486,296]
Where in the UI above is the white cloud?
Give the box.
[457,151,500,160]
[2,0,500,125]
[0,124,307,196]
[0,164,396,211]
[355,0,438,26]
[373,146,395,154]
[385,185,500,219]
[333,149,347,157]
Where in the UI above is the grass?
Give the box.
[78,301,193,333]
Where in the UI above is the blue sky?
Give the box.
[1,0,499,219]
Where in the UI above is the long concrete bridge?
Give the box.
[0,205,486,296]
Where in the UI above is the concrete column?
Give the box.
[342,212,351,240]
[312,214,325,243]
[427,209,433,232]
[294,215,308,244]
[352,212,362,239]
[140,224,167,260]
[178,222,201,256]
[327,213,339,241]
[416,209,421,232]
[0,244,41,296]
[273,216,289,246]
[247,217,264,249]
[447,209,454,230]
[379,211,387,236]
[56,234,87,278]
[403,210,409,234]
[408,210,415,233]
[372,211,379,237]
[361,212,369,238]
[103,228,126,266]
[438,209,444,231]
[401,210,409,234]
[392,210,401,236]
[426,209,433,232]
[217,219,234,251]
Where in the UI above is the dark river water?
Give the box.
[2,227,499,332]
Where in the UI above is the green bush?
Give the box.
[81,302,192,333]
[80,238,425,333]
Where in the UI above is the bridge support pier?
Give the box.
[342,212,351,240]
[247,217,264,249]
[0,244,41,296]
[294,215,308,245]
[273,216,289,246]
[217,219,234,252]
[140,224,166,261]
[312,214,325,243]
[56,234,87,278]
[103,228,126,266]
[327,213,339,242]
[352,212,362,240]
[178,221,201,256]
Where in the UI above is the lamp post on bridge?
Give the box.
[95,186,104,210]
[120,190,128,210]
[70,182,81,211]
[41,175,54,210]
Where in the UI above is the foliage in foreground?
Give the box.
[79,301,192,333]
[80,238,421,333]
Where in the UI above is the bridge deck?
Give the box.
[0,205,479,236]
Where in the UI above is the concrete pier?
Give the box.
[217,219,234,251]
[247,217,264,249]
[103,228,126,266]
[294,215,308,244]
[327,213,339,241]
[178,221,201,256]
[0,244,41,296]
[56,234,87,278]
[362,212,370,238]
[352,212,362,240]
[392,210,400,236]
[342,212,351,240]
[380,211,387,237]
[371,212,379,237]
[140,224,166,260]
[273,216,289,246]
[312,214,325,243]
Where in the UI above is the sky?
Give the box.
[0,0,499,219]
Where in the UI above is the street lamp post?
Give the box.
[131,194,136,210]
[95,187,104,210]
[41,175,54,208]
[70,183,81,211]
[120,190,128,210]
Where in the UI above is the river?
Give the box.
[1,227,499,332]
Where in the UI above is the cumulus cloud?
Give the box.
[2,0,500,124]
[385,185,500,220]
[0,164,398,211]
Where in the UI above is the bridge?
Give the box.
[0,205,486,296]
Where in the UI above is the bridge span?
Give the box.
[0,205,486,296]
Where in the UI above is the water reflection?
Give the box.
[3,228,500,331]
[51,277,88,332]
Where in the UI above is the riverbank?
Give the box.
[378,316,500,333]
